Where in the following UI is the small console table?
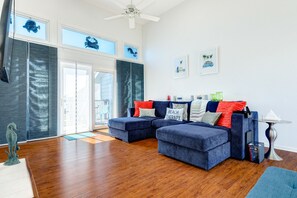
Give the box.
[259,119,291,161]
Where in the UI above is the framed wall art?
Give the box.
[174,55,189,78]
[200,48,219,75]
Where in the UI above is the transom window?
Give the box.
[124,45,138,60]
[10,14,48,41]
[62,28,116,55]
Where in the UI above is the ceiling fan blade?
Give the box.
[129,17,136,29]
[104,15,125,20]
[136,0,155,10]
[139,13,160,22]
[109,0,127,9]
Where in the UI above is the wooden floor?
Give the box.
[0,132,297,198]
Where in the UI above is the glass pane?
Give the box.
[10,15,47,40]
[62,28,116,55]
[62,64,76,134]
[124,45,138,60]
[94,72,113,127]
[76,64,91,132]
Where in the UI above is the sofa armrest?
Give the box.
[127,108,135,117]
[231,111,258,160]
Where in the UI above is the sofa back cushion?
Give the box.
[216,101,246,128]
[206,101,219,112]
[170,101,191,121]
[153,101,170,118]
[134,101,153,117]
[190,99,209,122]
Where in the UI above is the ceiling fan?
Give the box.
[104,0,160,29]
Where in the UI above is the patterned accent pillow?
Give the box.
[164,108,184,121]
[201,111,222,126]
[172,103,188,121]
[139,108,155,117]
[190,99,209,122]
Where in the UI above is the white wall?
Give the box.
[143,0,297,152]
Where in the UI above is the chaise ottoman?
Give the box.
[156,124,231,170]
[108,117,153,143]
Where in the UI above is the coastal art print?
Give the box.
[174,55,189,78]
[200,48,219,75]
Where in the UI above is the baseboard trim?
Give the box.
[264,143,297,153]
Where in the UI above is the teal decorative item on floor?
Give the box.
[64,132,96,141]
[4,122,20,166]
[247,166,297,198]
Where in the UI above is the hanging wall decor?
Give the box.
[23,19,40,33]
[85,36,99,50]
[200,48,219,75]
[174,55,189,78]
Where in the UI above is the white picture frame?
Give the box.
[200,48,219,75]
[174,55,189,79]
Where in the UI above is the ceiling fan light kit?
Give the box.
[104,0,160,29]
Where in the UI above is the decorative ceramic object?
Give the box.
[4,122,20,166]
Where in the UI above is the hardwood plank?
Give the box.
[0,137,297,197]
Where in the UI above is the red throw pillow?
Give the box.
[216,101,246,128]
[134,101,153,117]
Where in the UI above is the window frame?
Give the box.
[10,12,50,43]
[60,25,118,57]
[123,43,140,60]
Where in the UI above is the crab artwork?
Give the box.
[23,19,40,33]
[85,36,99,50]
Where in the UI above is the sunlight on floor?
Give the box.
[80,129,114,144]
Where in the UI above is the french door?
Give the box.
[61,61,92,135]
[94,71,114,129]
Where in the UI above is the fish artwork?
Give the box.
[85,36,99,50]
[127,48,138,58]
[23,19,40,33]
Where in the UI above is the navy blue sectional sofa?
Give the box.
[108,101,258,170]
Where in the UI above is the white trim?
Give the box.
[264,143,297,153]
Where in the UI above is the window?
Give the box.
[62,28,116,55]
[124,44,138,60]
[10,14,48,41]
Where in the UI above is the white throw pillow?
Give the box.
[139,108,155,117]
[172,103,188,121]
[164,108,184,121]
[190,99,209,122]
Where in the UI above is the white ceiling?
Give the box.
[83,0,187,24]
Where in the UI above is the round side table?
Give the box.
[259,119,291,161]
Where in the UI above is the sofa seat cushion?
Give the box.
[152,119,188,128]
[156,124,229,152]
[108,117,151,131]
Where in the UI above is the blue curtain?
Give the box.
[0,39,58,144]
[116,60,144,117]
